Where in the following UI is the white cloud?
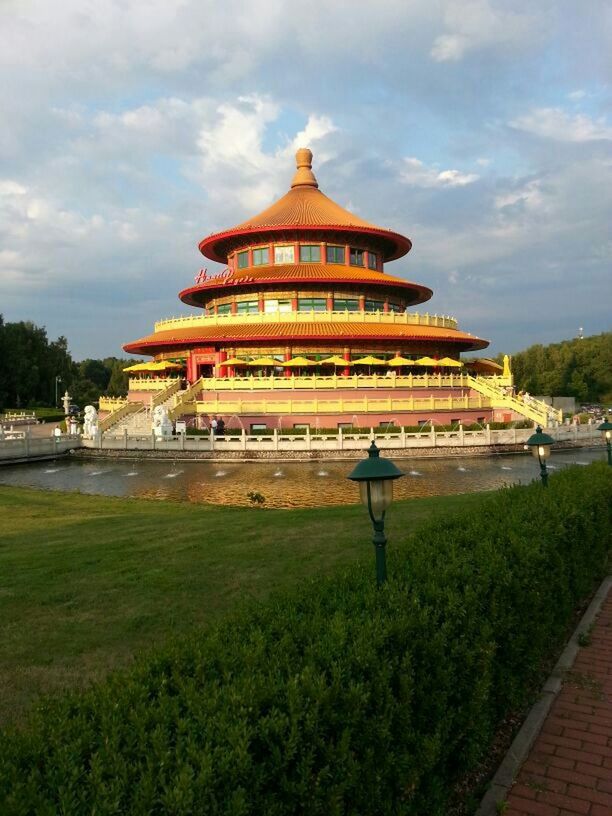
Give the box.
[431,0,538,62]
[401,158,479,188]
[511,107,612,142]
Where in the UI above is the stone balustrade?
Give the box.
[154,309,459,332]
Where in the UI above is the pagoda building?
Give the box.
[119,149,525,431]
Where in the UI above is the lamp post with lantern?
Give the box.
[525,426,555,486]
[597,419,612,466]
[347,441,404,586]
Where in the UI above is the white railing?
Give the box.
[0,433,81,462]
[88,422,601,453]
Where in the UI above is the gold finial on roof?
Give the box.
[291,147,318,189]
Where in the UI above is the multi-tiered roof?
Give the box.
[124,149,487,357]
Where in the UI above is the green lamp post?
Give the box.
[525,425,555,486]
[597,419,612,466]
[348,441,404,586]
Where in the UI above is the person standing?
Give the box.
[216,417,225,438]
[210,416,218,434]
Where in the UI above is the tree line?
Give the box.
[501,332,611,404]
[0,316,140,411]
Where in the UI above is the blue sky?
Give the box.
[0,0,610,359]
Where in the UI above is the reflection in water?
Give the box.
[0,449,603,509]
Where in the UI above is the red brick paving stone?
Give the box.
[504,588,612,816]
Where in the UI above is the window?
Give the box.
[250,424,267,433]
[417,420,429,427]
[367,251,378,270]
[364,299,385,312]
[217,303,231,315]
[264,299,292,313]
[300,244,321,262]
[298,298,327,312]
[326,245,344,264]
[293,423,310,431]
[236,301,259,314]
[334,298,359,311]
[349,248,364,267]
[388,303,401,312]
[237,251,248,269]
[274,245,295,264]
[252,247,270,265]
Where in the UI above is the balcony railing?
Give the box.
[201,373,475,391]
[154,310,459,332]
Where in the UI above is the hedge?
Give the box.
[1,464,610,815]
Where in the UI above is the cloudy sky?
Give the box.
[1,0,610,359]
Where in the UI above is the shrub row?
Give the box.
[1,464,610,815]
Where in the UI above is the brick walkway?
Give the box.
[504,587,612,816]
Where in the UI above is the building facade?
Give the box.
[111,149,549,432]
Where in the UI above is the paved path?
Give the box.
[504,587,612,816]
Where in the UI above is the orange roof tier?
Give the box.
[199,148,412,264]
[179,263,432,307]
[123,322,488,356]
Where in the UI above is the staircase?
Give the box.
[467,376,561,426]
[103,380,185,436]
[168,378,204,421]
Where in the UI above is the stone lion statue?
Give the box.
[152,405,173,439]
[82,405,98,438]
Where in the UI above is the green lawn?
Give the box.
[0,485,489,727]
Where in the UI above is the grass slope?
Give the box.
[0,485,488,727]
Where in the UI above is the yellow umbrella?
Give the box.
[281,356,316,367]
[387,356,414,366]
[353,355,387,366]
[437,357,463,368]
[247,356,281,366]
[123,362,149,372]
[319,355,353,366]
[414,357,438,366]
[152,361,183,370]
[222,357,249,366]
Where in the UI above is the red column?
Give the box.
[343,347,351,378]
[284,348,292,378]
[213,303,218,315]
[383,300,389,314]
[291,295,298,311]
[186,352,197,384]
[344,245,350,266]
[258,294,265,312]
[359,295,365,311]
[320,241,326,263]
[326,292,334,311]
[231,301,237,315]
[217,350,227,378]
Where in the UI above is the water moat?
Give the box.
[0,447,603,509]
